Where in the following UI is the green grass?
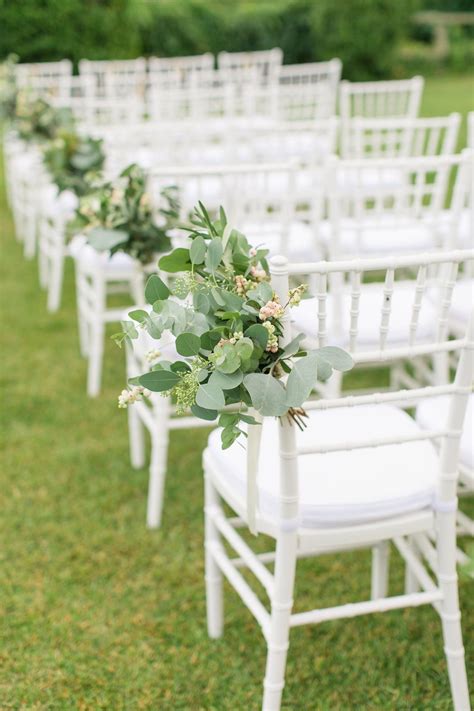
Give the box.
[1,74,473,710]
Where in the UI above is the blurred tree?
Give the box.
[0,0,141,65]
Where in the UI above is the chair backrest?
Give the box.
[341,114,460,159]
[147,162,301,231]
[15,59,73,99]
[278,59,342,120]
[326,153,470,257]
[78,58,147,100]
[148,53,215,89]
[217,48,283,85]
[269,250,474,514]
[339,76,424,121]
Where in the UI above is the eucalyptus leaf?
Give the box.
[243,374,287,416]
[316,346,354,372]
[205,238,223,272]
[139,369,180,392]
[88,227,128,251]
[190,235,206,265]
[196,382,225,410]
[245,324,268,350]
[175,332,201,357]
[209,369,243,390]
[191,404,218,421]
[145,274,170,304]
[159,248,192,273]
[286,354,318,407]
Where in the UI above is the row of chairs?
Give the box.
[15,53,426,125]
[4,81,473,711]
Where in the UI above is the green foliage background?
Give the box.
[0,0,417,79]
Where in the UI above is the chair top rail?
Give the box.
[348,113,460,128]
[285,249,474,276]
[328,151,466,170]
[148,160,296,178]
[340,76,424,91]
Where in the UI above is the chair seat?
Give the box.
[292,282,438,349]
[438,209,473,248]
[417,395,473,484]
[70,237,138,275]
[242,220,318,260]
[319,217,435,256]
[206,405,439,528]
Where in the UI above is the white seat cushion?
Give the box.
[438,209,473,249]
[206,405,439,528]
[71,239,137,274]
[416,395,473,483]
[292,282,438,349]
[242,220,319,260]
[320,217,435,256]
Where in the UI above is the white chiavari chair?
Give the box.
[15,59,73,101]
[72,241,146,397]
[37,189,78,312]
[203,250,473,711]
[78,58,147,99]
[147,162,321,260]
[217,48,283,85]
[341,113,460,159]
[277,59,342,121]
[323,152,470,260]
[147,53,215,90]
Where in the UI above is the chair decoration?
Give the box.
[116,203,353,451]
[12,93,74,143]
[68,163,179,265]
[43,131,105,196]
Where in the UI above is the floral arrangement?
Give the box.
[14,93,74,143]
[68,164,180,265]
[116,203,353,449]
[43,130,105,196]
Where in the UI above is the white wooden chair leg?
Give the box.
[23,214,36,259]
[405,536,421,593]
[38,247,48,288]
[47,255,64,313]
[77,304,90,357]
[371,540,390,599]
[436,510,470,711]
[325,370,343,398]
[87,321,104,398]
[262,534,297,711]
[204,473,224,639]
[128,406,145,470]
[146,434,169,529]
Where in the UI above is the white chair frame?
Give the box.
[204,249,473,711]
[74,246,145,397]
[340,113,460,159]
[278,59,342,120]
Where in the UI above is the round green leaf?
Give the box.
[209,369,243,390]
[175,332,202,357]
[190,235,206,265]
[191,404,218,421]
[139,370,180,392]
[145,274,170,304]
[243,373,287,416]
[196,382,225,410]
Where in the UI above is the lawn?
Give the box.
[0,74,473,710]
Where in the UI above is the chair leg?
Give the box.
[204,473,224,639]
[47,254,64,313]
[437,510,470,711]
[87,321,104,398]
[262,534,297,711]
[405,536,421,594]
[128,406,146,470]
[38,246,48,289]
[371,540,390,599]
[23,213,37,259]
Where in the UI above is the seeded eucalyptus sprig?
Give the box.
[116,203,353,449]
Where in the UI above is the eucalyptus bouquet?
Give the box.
[117,203,353,449]
[14,93,74,143]
[43,130,105,196]
[68,164,179,265]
